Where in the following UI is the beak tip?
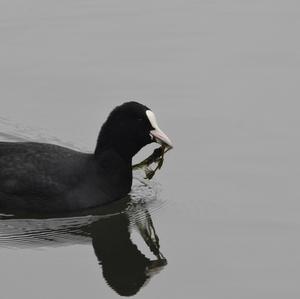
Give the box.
[164,139,173,149]
[150,130,173,150]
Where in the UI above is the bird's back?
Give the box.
[0,142,133,213]
[0,142,91,212]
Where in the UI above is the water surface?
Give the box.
[1,1,300,298]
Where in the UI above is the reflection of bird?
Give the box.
[0,197,167,297]
[0,102,172,213]
[91,205,167,297]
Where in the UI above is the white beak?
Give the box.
[150,129,173,148]
[146,110,173,149]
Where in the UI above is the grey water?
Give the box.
[1,0,300,298]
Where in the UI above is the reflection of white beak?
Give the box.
[150,129,173,149]
[146,110,173,149]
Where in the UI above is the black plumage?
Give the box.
[0,102,170,213]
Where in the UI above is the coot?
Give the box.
[0,102,172,213]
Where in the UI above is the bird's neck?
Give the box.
[93,148,133,197]
[95,129,140,162]
[95,143,135,163]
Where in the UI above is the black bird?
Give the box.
[0,102,173,213]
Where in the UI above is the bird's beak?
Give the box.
[150,128,173,149]
[146,110,173,149]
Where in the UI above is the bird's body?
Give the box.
[0,102,172,214]
[0,142,131,213]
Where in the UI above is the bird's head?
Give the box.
[96,101,173,160]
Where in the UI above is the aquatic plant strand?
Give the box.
[132,146,169,180]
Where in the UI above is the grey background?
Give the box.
[1,0,300,298]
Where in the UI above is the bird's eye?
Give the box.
[137,118,143,122]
